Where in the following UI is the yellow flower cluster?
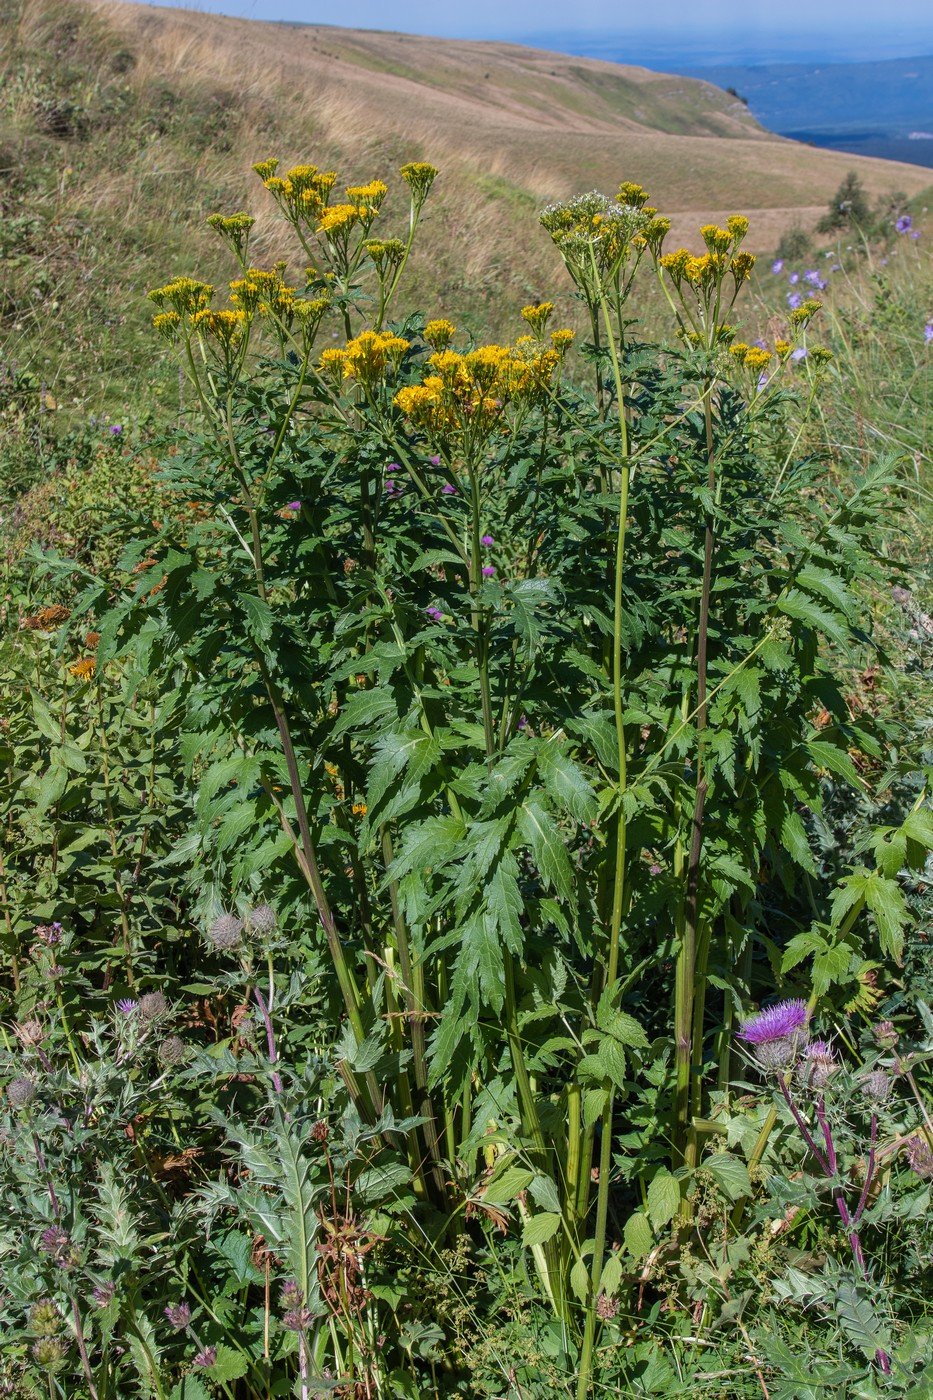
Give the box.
[229,266,295,318]
[319,329,410,385]
[256,160,339,225]
[205,212,255,257]
[68,657,96,681]
[148,277,214,316]
[520,302,553,335]
[424,319,457,349]
[789,298,823,326]
[393,331,571,437]
[364,239,405,276]
[191,308,248,354]
[729,342,772,370]
[399,162,439,206]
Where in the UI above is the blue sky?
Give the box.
[138,0,933,62]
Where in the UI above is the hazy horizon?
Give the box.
[132,0,933,66]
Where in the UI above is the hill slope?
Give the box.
[1,0,930,418]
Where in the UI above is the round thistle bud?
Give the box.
[906,1133,933,1180]
[194,1346,217,1369]
[751,1037,798,1072]
[795,1040,838,1091]
[872,1020,899,1049]
[139,991,169,1021]
[164,1301,191,1329]
[283,1305,314,1332]
[280,1279,303,1308]
[207,913,244,950]
[158,1036,187,1067]
[92,1282,115,1308]
[15,1019,43,1047]
[310,1119,330,1143]
[31,1336,67,1370]
[7,1076,36,1109]
[860,1070,893,1103]
[39,1225,70,1260]
[29,1299,61,1337]
[595,1293,619,1321]
[246,903,276,935]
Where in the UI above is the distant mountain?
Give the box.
[677,56,933,169]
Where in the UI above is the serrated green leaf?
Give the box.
[623,1211,654,1260]
[647,1170,681,1231]
[522,1211,561,1246]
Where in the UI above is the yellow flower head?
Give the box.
[191,308,248,351]
[346,180,388,208]
[742,346,772,371]
[617,181,650,208]
[153,310,181,341]
[342,329,410,382]
[550,328,575,354]
[728,342,750,359]
[659,248,691,282]
[252,158,279,182]
[364,238,405,275]
[790,298,822,326]
[700,224,733,254]
[394,383,439,421]
[400,161,439,205]
[319,347,348,379]
[352,802,367,816]
[68,657,96,681]
[731,251,756,283]
[318,202,363,235]
[148,277,213,316]
[520,302,554,336]
[774,339,792,358]
[424,318,457,350]
[726,214,750,242]
[206,212,255,257]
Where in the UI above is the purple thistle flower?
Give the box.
[738,999,808,1045]
[771,259,784,274]
[193,1346,217,1369]
[896,214,912,233]
[116,998,138,1014]
[787,292,803,310]
[286,501,301,511]
[441,483,457,495]
[92,1282,115,1308]
[480,534,494,546]
[280,1279,303,1308]
[164,1302,191,1329]
[425,606,443,622]
[482,565,496,577]
[788,272,800,286]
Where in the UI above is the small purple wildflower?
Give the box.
[280,1280,303,1308]
[788,272,799,286]
[429,454,441,466]
[116,998,138,1014]
[480,534,494,546]
[787,292,803,309]
[909,228,921,240]
[757,372,769,391]
[92,1282,115,1308]
[738,999,808,1045]
[194,1346,217,1369]
[771,259,784,274]
[803,269,820,285]
[896,214,912,233]
[441,483,457,495]
[386,462,400,472]
[482,565,496,577]
[40,1225,73,1265]
[425,606,443,622]
[164,1302,191,1330]
[517,714,528,730]
[109,424,123,435]
[753,338,767,349]
[791,347,807,362]
[286,501,301,511]
[925,322,933,344]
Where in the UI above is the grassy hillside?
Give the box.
[1,0,930,422]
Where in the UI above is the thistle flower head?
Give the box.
[92,1282,115,1307]
[139,991,169,1021]
[247,903,276,935]
[207,913,244,950]
[158,1035,187,1067]
[738,999,809,1045]
[795,1040,838,1090]
[193,1346,217,1368]
[164,1301,191,1329]
[280,1279,303,1308]
[29,1299,61,1336]
[860,1069,893,1103]
[39,1225,73,1264]
[7,1076,36,1109]
[906,1133,933,1179]
[31,1337,67,1370]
